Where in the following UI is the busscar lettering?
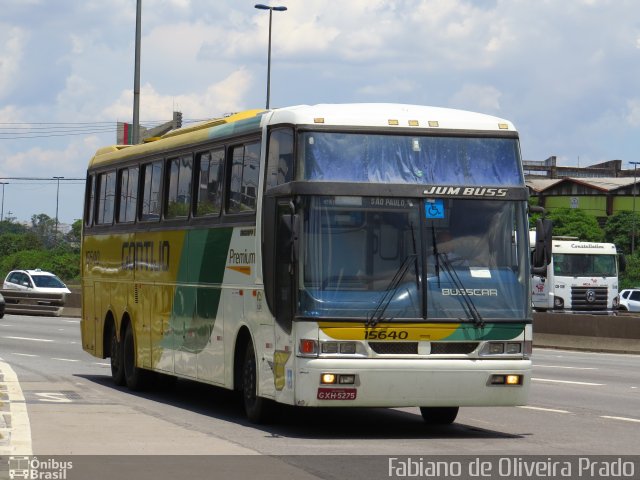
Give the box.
[121,240,170,271]
[442,288,498,296]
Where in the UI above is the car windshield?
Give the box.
[31,274,66,288]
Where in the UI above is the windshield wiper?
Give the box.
[438,252,485,328]
[431,224,441,284]
[366,253,417,328]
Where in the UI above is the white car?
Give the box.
[3,269,71,294]
[618,288,640,312]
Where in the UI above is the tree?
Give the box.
[0,219,28,235]
[65,219,82,245]
[604,210,640,255]
[546,208,604,242]
[31,213,57,247]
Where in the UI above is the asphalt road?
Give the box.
[1,313,639,478]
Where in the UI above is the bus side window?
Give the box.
[140,161,162,221]
[96,170,116,225]
[84,174,95,227]
[118,166,139,223]
[196,149,224,216]
[228,141,260,213]
[165,154,192,219]
[266,128,294,190]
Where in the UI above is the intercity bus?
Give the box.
[81,103,548,424]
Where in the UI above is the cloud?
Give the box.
[102,69,253,121]
[449,84,502,114]
[625,99,640,127]
[0,25,27,99]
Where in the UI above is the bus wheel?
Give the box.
[110,324,125,386]
[419,406,459,425]
[123,322,148,391]
[242,341,272,423]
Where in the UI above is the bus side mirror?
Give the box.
[532,218,553,276]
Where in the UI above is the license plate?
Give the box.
[317,388,357,400]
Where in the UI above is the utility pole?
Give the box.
[132,0,142,144]
[54,176,64,236]
[0,182,7,221]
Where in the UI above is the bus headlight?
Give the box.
[553,296,564,309]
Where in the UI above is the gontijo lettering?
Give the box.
[121,241,170,271]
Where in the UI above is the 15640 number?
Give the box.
[364,330,409,340]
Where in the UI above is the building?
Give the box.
[525,157,640,224]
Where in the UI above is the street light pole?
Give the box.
[54,176,64,237]
[254,4,287,110]
[631,162,640,255]
[0,182,7,222]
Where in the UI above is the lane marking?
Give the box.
[534,365,597,370]
[62,320,80,324]
[52,358,80,363]
[2,336,53,343]
[518,406,572,414]
[10,353,39,358]
[601,416,640,424]
[0,360,33,455]
[95,362,110,367]
[35,392,73,403]
[532,377,604,386]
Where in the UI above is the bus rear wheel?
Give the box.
[242,341,273,423]
[110,324,125,386]
[420,406,459,425]
[123,322,148,390]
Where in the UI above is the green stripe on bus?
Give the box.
[165,227,233,353]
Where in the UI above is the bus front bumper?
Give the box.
[293,357,531,408]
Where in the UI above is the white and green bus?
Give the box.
[81,103,545,424]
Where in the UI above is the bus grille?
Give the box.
[368,342,479,355]
[570,286,608,311]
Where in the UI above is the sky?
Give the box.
[1,0,639,225]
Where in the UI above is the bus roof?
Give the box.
[88,103,517,170]
[269,103,516,132]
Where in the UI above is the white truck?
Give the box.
[530,233,621,313]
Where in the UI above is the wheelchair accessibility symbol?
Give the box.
[425,199,445,219]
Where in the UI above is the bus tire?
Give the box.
[123,322,148,391]
[242,341,272,423]
[110,324,125,386]
[419,406,459,425]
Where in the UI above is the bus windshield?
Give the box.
[553,253,617,277]
[299,132,523,186]
[297,196,529,321]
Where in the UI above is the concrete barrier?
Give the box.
[533,312,640,354]
[1,289,66,317]
[25,290,640,354]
